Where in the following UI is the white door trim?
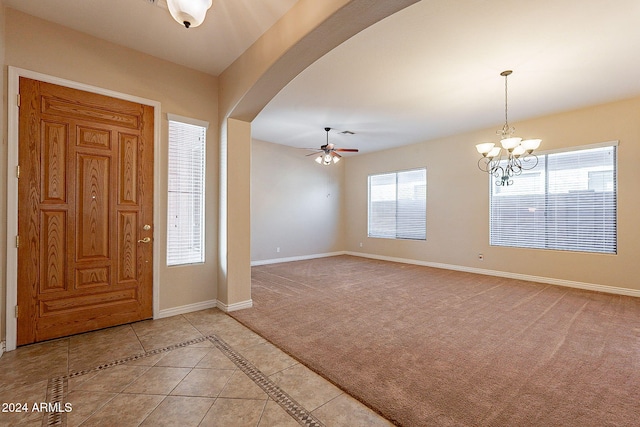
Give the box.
[5,66,162,351]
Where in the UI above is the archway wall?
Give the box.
[216,0,420,307]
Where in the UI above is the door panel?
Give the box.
[40,210,67,293]
[77,153,110,259]
[17,77,154,346]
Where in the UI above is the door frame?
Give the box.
[5,66,162,351]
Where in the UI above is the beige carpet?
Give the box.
[230,255,640,426]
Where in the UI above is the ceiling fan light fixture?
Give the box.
[308,127,358,165]
[167,0,212,28]
[315,154,333,166]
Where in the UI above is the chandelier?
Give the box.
[475,70,541,186]
[167,0,212,28]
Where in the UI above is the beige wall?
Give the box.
[251,139,345,262]
[345,96,640,292]
[217,0,414,305]
[1,7,220,340]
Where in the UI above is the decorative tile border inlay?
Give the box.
[65,336,209,380]
[208,335,325,427]
[42,377,67,427]
[42,334,323,427]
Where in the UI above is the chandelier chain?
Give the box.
[504,72,508,127]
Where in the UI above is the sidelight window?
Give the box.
[167,115,207,266]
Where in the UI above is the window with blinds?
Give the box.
[368,168,426,240]
[167,116,207,266]
[490,143,617,254]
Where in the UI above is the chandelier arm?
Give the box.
[508,157,522,176]
[477,157,490,173]
[491,164,505,180]
[489,162,497,175]
[478,156,494,174]
[519,153,539,170]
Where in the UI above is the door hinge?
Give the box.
[16,235,20,248]
[17,94,20,107]
[15,306,19,318]
[16,165,20,179]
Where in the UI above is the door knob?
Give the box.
[137,237,151,243]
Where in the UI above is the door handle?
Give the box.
[137,237,151,243]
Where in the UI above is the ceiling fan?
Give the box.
[305,127,359,165]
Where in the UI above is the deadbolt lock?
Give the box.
[143,224,151,231]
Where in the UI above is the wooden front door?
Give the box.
[17,77,154,346]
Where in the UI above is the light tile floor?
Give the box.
[0,308,392,426]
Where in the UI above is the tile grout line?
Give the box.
[42,336,209,426]
[207,335,325,427]
[42,333,324,427]
[256,397,270,427]
[181,313,324,425]
[129,323,147,353]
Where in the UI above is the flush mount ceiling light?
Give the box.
[476,70,541,186]
[167,0,212,28]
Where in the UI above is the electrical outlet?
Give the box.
[276,247,280,253]
[478,253,484,261]
[359,242,363,248]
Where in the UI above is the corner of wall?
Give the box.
[216,299,253,312]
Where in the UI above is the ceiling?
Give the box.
[7,0,640,155]
[253,0,640,154]
[3,0,298,76]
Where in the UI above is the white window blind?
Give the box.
[490,144,617,254]
[368,168,426,240]
[167,117,207,266]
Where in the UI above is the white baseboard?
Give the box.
[346,251,640,298]
[156,250,638,320]
[159,298,253,317]
[251,251,346,266]
[157,299,218,319]
[216,299,253,312]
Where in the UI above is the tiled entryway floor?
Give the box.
[0,308,392,426]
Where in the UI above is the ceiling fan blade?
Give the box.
[305,151,322,156]
[334,148,359,152]
[331,151,342,158]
